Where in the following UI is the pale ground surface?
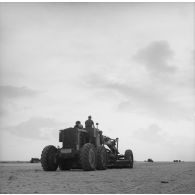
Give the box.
[0,162,195,194]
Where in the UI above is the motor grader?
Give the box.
[41,124,134,171]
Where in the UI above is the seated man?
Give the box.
[74,121,83,129]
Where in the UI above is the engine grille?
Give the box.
[61,128,77,149]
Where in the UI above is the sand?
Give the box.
[0,162,195,194]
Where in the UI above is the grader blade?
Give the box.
[114,160,131,168]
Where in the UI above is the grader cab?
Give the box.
[41,124,133,171]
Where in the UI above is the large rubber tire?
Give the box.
[80,143,96,171]
[96,146,107,170]
[41,145,58,171]
[59,159,72,171]
[125,149,134,168]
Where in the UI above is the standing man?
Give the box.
[85,115,94,128]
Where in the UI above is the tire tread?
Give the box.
[41,145,58,171]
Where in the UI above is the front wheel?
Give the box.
[41,145,58,171]
[124,149,134,168]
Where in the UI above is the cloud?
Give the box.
[133,41,176,74]
[84,73,193,121]
[113,84,191,120]
[0,85,39,100]
[0,85,40,116]
[133,123,166,143]
[131,123,195,161]
[1,117,64,140]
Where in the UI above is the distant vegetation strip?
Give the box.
[0,161,32,163]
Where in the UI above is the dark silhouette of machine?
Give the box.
[30,158,40,163]
[147,158,154,162]
[41,123,133,171]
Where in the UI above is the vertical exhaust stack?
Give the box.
[116,138,119,152]
[96,123,99,129]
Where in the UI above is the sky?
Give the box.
[0,3,194,161]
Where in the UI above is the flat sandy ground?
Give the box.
[0,162,195,194]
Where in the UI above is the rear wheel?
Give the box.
[125,149,134,168]
[80,143,96,171]
[97,146,107,170]
[41,145,58,171]
[58,159,72,170]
